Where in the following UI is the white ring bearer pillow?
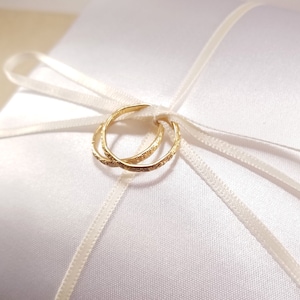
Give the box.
[1,0,300,299]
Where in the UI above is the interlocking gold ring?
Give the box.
[92,104,181,172]
[92,122,164,166]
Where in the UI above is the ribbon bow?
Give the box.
[1,3,300,299]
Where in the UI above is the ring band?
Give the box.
[92,104,181,172]
[102,117,180,172]
[92,121,164,167]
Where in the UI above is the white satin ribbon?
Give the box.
[2,2,300,299]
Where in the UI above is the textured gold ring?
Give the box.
[92,121,164,167]
[92,104,181,172]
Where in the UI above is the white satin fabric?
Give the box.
[1,0,300,299]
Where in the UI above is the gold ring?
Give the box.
[92,104,181,172]
[92,121,164,167]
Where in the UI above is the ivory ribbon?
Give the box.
[2,2,300,299]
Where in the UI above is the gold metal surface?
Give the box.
[92,104,181,172]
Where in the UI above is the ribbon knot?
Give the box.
[1,2,300,299]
